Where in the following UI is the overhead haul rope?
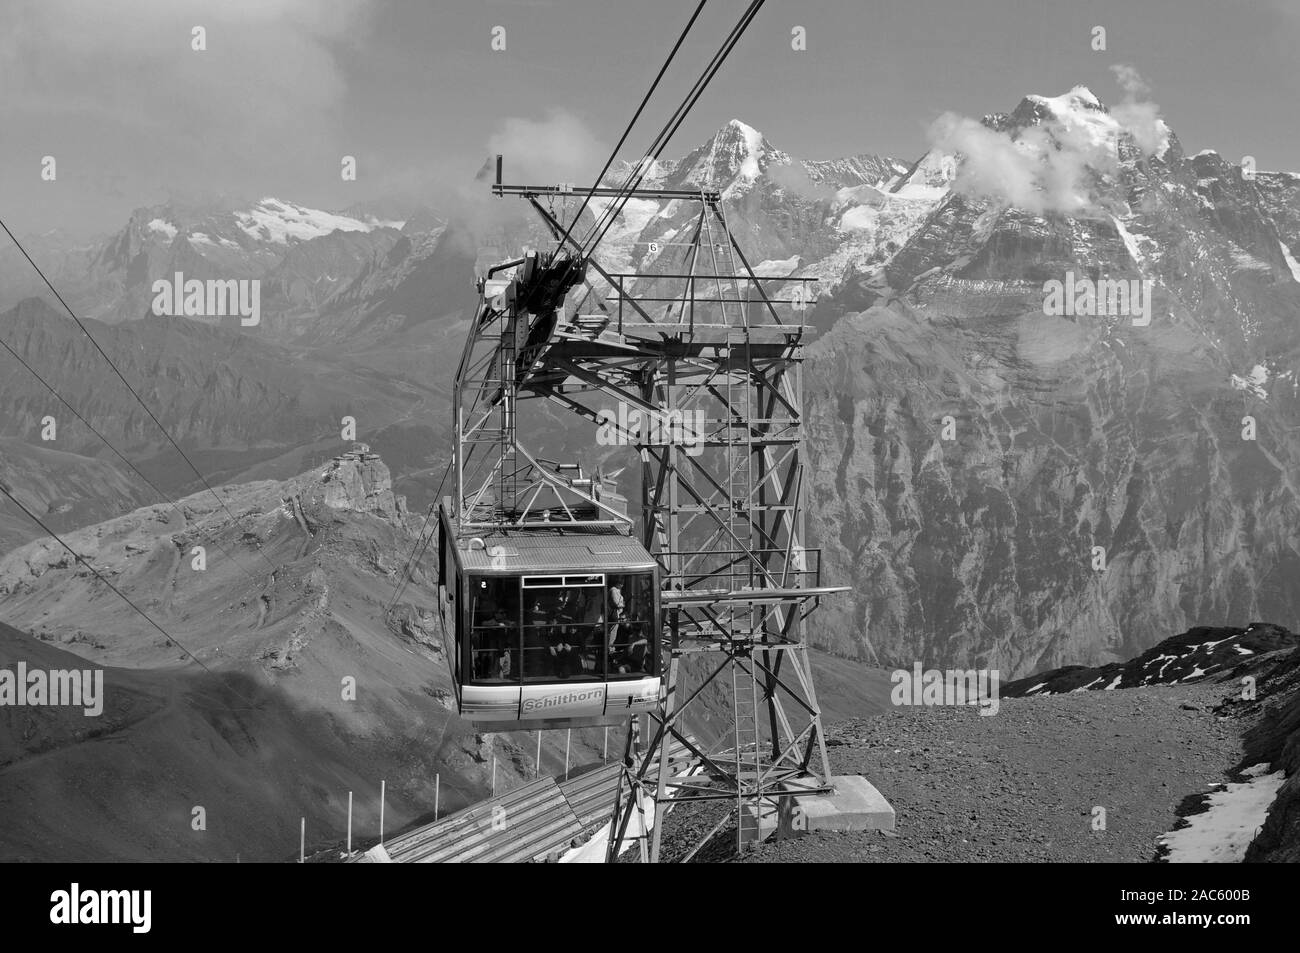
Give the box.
[0,480,264,711]
[0,334,267,585]
[582,0,766,257]
[0,217,284,576]
[554,0,710,253]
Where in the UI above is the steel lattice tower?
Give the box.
[453,169,845,860]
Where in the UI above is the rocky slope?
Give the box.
[0,452,613,860]
[0,437,155,556]
[658,631,1300,864]
[0,297,427,502]
[1003,623,1300,695]
[1238,643,1300,862]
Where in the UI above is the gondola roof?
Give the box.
[451,525,657,575]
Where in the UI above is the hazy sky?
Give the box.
[2,0,1298,235]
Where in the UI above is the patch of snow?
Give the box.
[1103,675,1123,690]
[1279,240,1300,283]
[1230,248,1272,272]
[751,256,801,277]
[835,184,886,207]
[582,196,661,275]
[1112,216,1146,267]
[1159,768,1285,862]
[1192,637,1234,652]
[1146,653,1178,678]
[1230,364,1269,399]
[147,218,177,240]
[731,119,763,181]
[838,206,877,233]
[1027,88,1113,155]
[235,197,398,244]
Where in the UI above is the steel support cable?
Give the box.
[583,0,761,254]
[554,0,709,252]
[385,457,454,615]
[0,217,283,576]
[0,335,267,585]
[0,480,264,711]
[581,0,765,256]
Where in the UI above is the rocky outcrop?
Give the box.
[299,448,405,522]
[1003,623,1300,695]
[1241,644,1300,862]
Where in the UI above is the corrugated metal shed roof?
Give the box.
[557,763,622,832]
[352,744,697,864]
[454,529,656,574]
[381,776,584,863]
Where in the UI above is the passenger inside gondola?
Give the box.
[549,624,581,678]
[468,571,655,684]
[606,573,653,675]
[522,593,552,680]
[471,578,520,681]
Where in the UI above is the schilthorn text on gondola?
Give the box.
[522,688,604,712]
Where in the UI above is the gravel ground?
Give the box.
[651,680,1247,863]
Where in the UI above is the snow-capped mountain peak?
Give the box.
[1014,85,1171,160]
[235,197,403,245]
[671,119,792,193]
[725,118,764,178]
[1027,85,1103,113]
[1014,86,1125,155]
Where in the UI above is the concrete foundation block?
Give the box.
[786,775,895,834]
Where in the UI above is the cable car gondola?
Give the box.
[437,504,661,729]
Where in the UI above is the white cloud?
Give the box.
[767,162,836,200]
[928,73,1170,217]
[928,106,1115,216]
[486,110,608,184]
[0,0,374,146]
[1109,65,1170,157]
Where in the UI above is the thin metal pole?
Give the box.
[564,728,571,781]
[492,755,497,796]
[435,774,440,821]
[379,780,386,845]
[603,726,609,764]
[347,790,353,854]
[536,732,542,773]
[299,817,305,863]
